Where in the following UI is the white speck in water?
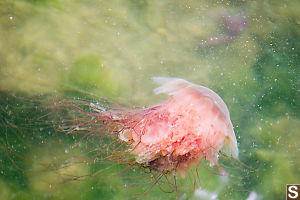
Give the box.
[246,191,262,200]
[195,188,218,200]
[9,16,13,20]
[276,136,281,144]
[65,149,69,153]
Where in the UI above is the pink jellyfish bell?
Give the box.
[119,77,239,176]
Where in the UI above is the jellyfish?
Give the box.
[71,77,239,177]
[201,12,247,47]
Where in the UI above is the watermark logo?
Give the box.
[287,184,300,200]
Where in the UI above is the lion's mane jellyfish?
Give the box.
[71,77,239,178]
[119,77,238,175]
[201,12,247,47]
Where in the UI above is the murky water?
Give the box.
[0,0,299,199]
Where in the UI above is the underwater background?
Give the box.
[0,0,299,199]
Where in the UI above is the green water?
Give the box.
[0,0,299,199]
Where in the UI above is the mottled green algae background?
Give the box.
[0,0,299,199]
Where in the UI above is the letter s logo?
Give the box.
[288,186,299,199]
